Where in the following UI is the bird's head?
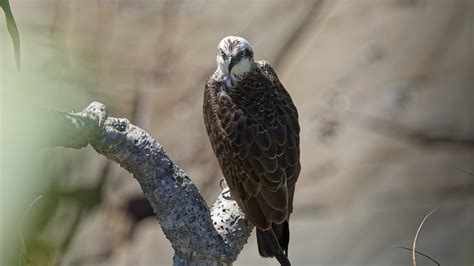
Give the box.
[216,36,254,81]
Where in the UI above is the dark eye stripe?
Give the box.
[220,49,227,59]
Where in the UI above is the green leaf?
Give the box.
[1,0,21,71]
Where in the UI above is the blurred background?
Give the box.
[1,0,473,265]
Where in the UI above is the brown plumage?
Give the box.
[203,36,300,265]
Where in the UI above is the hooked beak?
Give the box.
[228,57,236,74]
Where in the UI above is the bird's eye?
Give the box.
[238,50,246,58]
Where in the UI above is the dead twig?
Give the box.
[392,245,440,266]
[412,208,438,266]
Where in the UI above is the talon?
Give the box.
[219,177,227,190]
[223,188,232,200]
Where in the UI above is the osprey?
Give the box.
[203,36,300,266]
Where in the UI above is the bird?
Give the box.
[203,36,300,266]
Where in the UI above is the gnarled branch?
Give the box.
[46,101,254,265]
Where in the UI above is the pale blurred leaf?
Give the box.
[1,0,21,71]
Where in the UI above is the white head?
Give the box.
[216,36,255,83]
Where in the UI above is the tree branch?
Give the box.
[46,102,253,265]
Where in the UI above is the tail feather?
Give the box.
[256,221,290,265]
[257,229,271,257]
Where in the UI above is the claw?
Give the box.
[219,177,227,190]
[223,188,232,200]
[219,178,232,199]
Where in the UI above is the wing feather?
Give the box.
[259,185,288,211]
[256,194,287,224]
[255,130,271,150]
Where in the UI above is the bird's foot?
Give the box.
[220,178,232,200]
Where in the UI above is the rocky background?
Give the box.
[1,0,473,265]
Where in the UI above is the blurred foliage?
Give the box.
[0,0,20,70]
[0,26,90,266]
